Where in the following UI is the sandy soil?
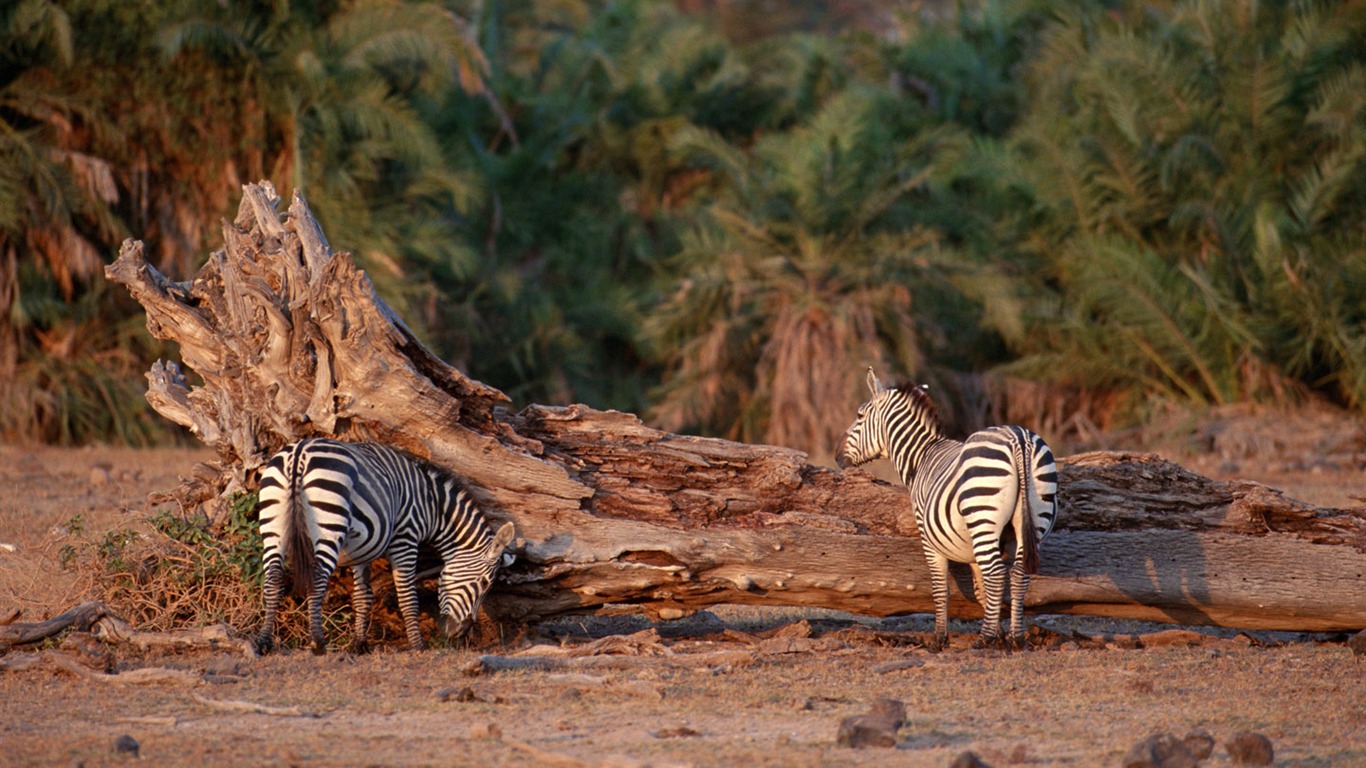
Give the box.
[1,426,1364,767]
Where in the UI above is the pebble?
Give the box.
[1183,728,1215,760]
[949,750,992,768]
[113,734,139,758]
[1347,629,1366,657]
[835,697,906,749]
[1122,732,1198,768]
[1225,731,1274,765]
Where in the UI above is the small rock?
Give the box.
[949,750,992,768]
[90,465,113,486]
[866,697,907,726]
[1183,728,1215,760]
[836,715,897,749]
[1225,732,1274,765]
[469,722,502,740]
[836,698,906,749]
[436,685,500,704]
[59,632,114,673]
[113,734,139,758]
[1122,732,1199,768]
[653,726,701,738]
[1347,629,1366,657]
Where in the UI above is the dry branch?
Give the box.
[104,182,1366,634]
[0,601,111,648]
[47,655,202,686]
[191,693,316,717]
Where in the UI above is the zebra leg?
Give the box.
[972,551,1007,649]
[348,563,373,655]
[925,550,952,652]
[256,556,285,654]
[307,557,338,655]
[1009,561,1031,649]
[390,555,427,651]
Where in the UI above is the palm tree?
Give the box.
[158,0,489,318]
[644,87,973,458]
[1007,0,1366,411]
[0,0,144,442]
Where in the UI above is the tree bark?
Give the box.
[105,182,1366,633]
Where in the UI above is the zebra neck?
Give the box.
[890,436,955,486]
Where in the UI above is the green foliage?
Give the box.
[149,492,264,588]
[1007,0,1366,411]
[4,0,1366,447]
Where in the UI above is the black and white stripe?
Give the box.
[255,438,516,654]
[837,369,1058,649]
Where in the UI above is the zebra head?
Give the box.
[837,367,939,468]
[438,520,517,640]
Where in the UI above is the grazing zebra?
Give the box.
[837,369,1058,649]
[254,438,516,654]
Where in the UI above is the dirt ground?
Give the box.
[2,409,1365,767]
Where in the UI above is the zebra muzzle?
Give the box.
[441,614,474,640]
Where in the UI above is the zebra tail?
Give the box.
[1014,433,1041,575]
[285,457,316,600]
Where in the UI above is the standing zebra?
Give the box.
[255,438,516,654]
[837,369,1058,649]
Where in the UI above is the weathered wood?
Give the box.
[0,601,110,648]
[104,182,1366,633]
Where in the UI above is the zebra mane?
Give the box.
[891,381,946,435]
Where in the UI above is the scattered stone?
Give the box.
[1183,728,1215,760]
[1347,629,1366,657]
[949,750,992,767]
[469,722,502,740]
[653,726,701,738]
[1225,732,1274,765]
[59,632,114,673]
[113,734,139,758]
[436,685,500,703]
[768,620,814,639]
[90,465,113,486]
[836,697,906,749]
[1122,732,1199,768]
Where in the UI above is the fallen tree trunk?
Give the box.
[105,182,1366,633]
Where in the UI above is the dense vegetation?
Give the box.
[3,0,1364,458]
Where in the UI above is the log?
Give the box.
[0,601,110,648]
[104,182,1366,633]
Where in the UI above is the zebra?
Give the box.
[254,438,516,654]
[836,368,1058,650]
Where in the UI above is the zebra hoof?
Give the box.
[971,635,1005,651]
[926,634,949,653]
[254,635,274,655]
[310,640,326,656]
[347,639,371,655]
[1007,635,1030,652]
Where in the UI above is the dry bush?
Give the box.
[56,497,507,652]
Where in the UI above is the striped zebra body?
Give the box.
[255,438,516,654]
[838,369,1058,649]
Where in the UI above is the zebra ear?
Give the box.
[866,367,884,395]
[486,521,516,566]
